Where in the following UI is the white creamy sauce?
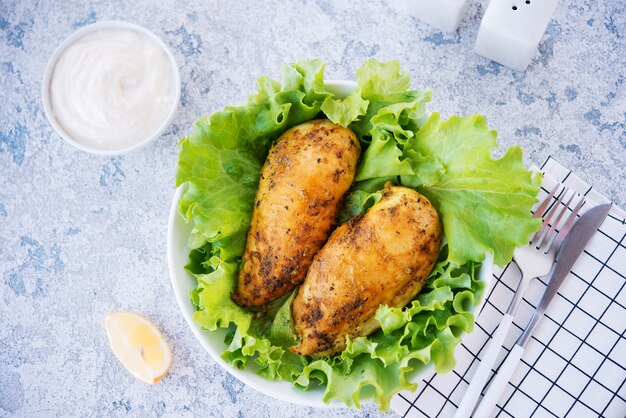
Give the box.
[50,29,175,151]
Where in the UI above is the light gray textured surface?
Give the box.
[0,1,624,417]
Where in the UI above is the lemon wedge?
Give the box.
[104,311,171,384]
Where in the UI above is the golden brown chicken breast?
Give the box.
[231,119,360,308]
[291,184,442,357]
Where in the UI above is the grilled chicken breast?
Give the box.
[232,119,360,308]
[291,184,442,357]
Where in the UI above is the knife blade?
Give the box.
[517,202,612,347]
[473,203,612,418]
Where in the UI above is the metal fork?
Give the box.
[455,183,586,418]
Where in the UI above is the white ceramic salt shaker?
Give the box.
[403,0,471,32]
[475,0,559,71]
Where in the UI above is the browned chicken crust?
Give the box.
[232,119,360,308]
[291,184,442,357]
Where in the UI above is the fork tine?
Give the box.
[532,185,567,247]
[527,183,561,243]
[540,189,576,252]
[550,196,587,251]
[533,183,561,219]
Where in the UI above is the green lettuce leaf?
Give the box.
[269,290,298,347]
[321,87,369,127]
[193,255,251,331]
[351,58,431,140]
[399,113,542,266]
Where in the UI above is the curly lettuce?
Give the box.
[175,58,540,411]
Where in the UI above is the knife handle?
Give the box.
[454,314,514,418]
[474,344,525,417]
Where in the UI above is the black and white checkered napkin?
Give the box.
[391,157,626,418]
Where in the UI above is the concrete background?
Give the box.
[1,0,624,416]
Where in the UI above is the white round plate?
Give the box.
[167,80,494,408]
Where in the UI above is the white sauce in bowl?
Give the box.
[49,28,176,151]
